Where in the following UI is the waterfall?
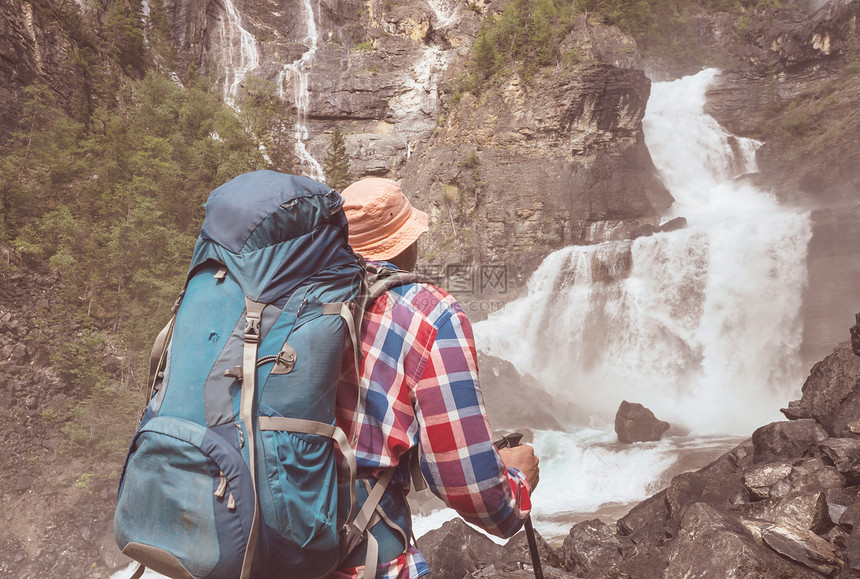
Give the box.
[278,0,325,180]
[427,0,459,28]
[474,69,813,436]
[216,0,260,105]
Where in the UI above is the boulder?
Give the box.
[819,438,860,483]
[614,401,670,444]
[744,461,795,500]
[850,313,860,357]
[761,523,843,575]
[659,216,687,233]
[415,518,509,578]
[505,529,564,572]
[845,524,860,574]
[781,346,860,437]
[737,492,832,534]
[666,469,747,520]
[769,459,845,499]
[752,420,829,464]
[560,519,624,577]
[664,503,825,579]
[616,488,669,540]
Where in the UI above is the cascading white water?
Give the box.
[278,0,325,180]
[217,0,260,105]
[427,0,459,28]
[475,69,813,436]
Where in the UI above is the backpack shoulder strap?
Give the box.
[364,267,436,309]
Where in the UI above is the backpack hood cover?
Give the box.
[188,170,362,304]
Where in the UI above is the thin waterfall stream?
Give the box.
[278,0,325,180]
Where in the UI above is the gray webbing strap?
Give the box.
[353,468,394,533]
[147,315,175,394]
[239,298,266,579]
[359,527,380,579]
[323,301,362,387]
[147,289,187,399]
[409,447,427,491]
[257,416,359,533]
[348,467,396,578]
[360,479,409,555]
[323,301,363,446]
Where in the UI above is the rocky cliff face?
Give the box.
[0,0,87,140]
[148,0,672,290]
[402,63,671,285]
[705,0,860,207]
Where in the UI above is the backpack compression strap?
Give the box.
[240,297,362,578]
[239,297,266,579]
[146,290,185,401]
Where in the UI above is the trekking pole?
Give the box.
[494,433,544,579]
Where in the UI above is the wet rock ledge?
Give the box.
[418,325,860,578]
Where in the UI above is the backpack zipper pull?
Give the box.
[235,423,245,449]
[214,471,228,498]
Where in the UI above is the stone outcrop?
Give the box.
[402,63,672,284]
[0,0,99,142]
[705,0,860,207]
[782,344,860,437]
[614,400,670,443]
[478,352,584,432]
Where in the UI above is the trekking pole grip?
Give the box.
[494,432,544,579]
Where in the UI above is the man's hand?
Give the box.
[499,444,540,491]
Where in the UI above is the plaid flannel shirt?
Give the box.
[332,266,532,579]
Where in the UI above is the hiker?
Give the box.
[333,177,540,578]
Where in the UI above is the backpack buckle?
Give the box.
[244,316,261,343]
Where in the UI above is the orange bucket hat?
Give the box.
[341,178,429,261]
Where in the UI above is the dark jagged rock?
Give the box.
[615,488,669,540]
[664,503,826,579]
[819,438,860,483]
[666,469,748,521]
[658,216,687,233]
[614,401,670,444]
[415,518,569,578]
[416,518,509,578]
[769,458,846,500]
[752,419,829,464]
[560,519,624,577]
[838,493,860,531]
[782,346,860,438]
[761,523,843,575]
[738,491,831,534]
[851,314,860,358]
[505,529,565,573]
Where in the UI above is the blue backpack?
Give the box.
[114,171,396,579]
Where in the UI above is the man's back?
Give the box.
[333,274,532,578]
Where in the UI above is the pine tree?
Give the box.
[323,126,353,192]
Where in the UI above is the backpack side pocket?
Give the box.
[114,416,253,579]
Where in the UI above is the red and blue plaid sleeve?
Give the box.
[411,295,531,538]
